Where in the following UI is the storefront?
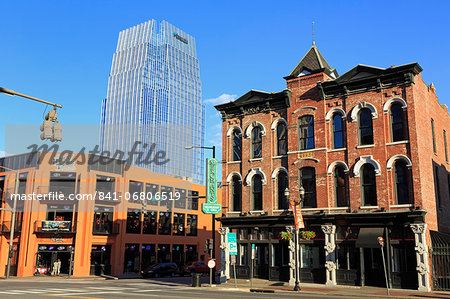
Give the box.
[90,245,111,275]
[35,244,73,275]
[123,244,140,273]
[219,210,425,289]
[141,244,156,269]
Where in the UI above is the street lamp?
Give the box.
[0,165,20,279]
[285,185,305,291]
[184,145,217,283]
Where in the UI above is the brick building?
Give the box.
[215,44,450,291]
[0,152,220,277]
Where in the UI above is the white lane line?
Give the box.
[0,291,26,295]
[86,287,132,290]
[48,291,123,296]
[1,290,46,294]
[126,293,214,299]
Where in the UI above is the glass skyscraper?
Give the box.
[100,20,205,184]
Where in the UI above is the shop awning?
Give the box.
[430,230,450,247]
[355,227,384,248]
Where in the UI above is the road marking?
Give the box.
[42,291,122,297]
[125,293,214,299]
[86,287,132,290]
[41,295,105,299]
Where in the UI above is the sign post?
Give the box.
[227,233,238,288]
[378,236,390,296]
[208,259,216,286]
[250,244,255,289]
[290,200,304,291]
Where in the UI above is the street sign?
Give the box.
[203,158,221,215]
[290,201,305,229]
[227,232,237,255]
[208,259,216,269]
[251,244,255,260]
[231,255,236,265]
[202,203,222,214]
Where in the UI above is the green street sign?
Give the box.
[206,158,218,204]
[202,203,222,215]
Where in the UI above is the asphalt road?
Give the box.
[0,277,384,299]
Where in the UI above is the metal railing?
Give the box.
[432,244,450,291]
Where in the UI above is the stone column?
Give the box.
[410,224,431,292]
[219,227,230,282]
[321,224,337,287]
[286,226,296,286]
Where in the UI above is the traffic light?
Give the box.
[40,108,62,142]
[40,120,53,140]
[204,239,213,253]
[53,121,62,142]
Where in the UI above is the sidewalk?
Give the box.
[214,278,450,298]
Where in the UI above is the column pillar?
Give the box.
[410,224,431,292]
[286,226,296,286]
[219,226,230,282]
[321,224,337,287]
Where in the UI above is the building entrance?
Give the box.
[36,245,73,275]
[363,248,385,287]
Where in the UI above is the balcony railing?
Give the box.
[34,220,76,233]
[92,223,120,235]
[1,221,22,233]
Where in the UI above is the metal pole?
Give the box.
[68,249,74,278]
[211,146,216,284]
[0,87,62,108]
[6,171,19,279]
[380,246,390,296]
[233,261,237,288]
[294,228,300,291]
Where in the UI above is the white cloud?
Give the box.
[204,93,237,105]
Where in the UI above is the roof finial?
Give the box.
[312,21,315,46]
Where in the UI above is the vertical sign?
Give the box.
[227,233,237,255]
[290,201,305,229]
[202,158,221,214]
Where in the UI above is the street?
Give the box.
[0,277,386,299]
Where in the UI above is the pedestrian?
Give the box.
[57,259,61,275]
[52,260,58,276]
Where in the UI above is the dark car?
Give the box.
[182,261,209,276]
[141,263,178,278]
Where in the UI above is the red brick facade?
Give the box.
[216,45,450,290]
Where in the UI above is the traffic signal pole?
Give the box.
[0,87,62,108]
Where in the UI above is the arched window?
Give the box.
[361,164,377,206]
[394,161,409,204]
[299,167,316,208]
[298,115,315,150]
[232,129,242,161]
[252,174,263,210]
[332,113,344,149]
[358,108,374,145]
[334,166,347,207]
[277,171,289,209]
[231,175,242,211]
[277,122,287,156]
[251,126,262,159]
[390,103,405,142]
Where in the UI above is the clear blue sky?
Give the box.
[1,0,449,161]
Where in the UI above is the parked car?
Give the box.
[182,261,209,276]
[141,263,178,278]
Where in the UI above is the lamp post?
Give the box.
[0,165,20,279]
[284,185,305,291]
[185,145,217,283]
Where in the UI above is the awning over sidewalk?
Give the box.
[430,230,450,247]
[355,227,384,248]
